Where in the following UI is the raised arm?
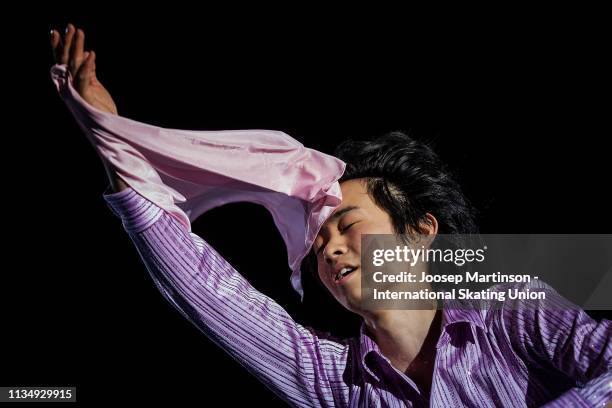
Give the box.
[50,24,351,406]
[102,185,351,406]
[50,23,127,193]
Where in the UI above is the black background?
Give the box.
[5,7,609,406]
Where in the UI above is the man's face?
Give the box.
[314,178,396,313]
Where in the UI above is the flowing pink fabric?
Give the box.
[50,64,345,299]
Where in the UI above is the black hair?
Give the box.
[335,130,478,236]
[304,130,478,292]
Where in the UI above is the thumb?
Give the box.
[76,50,96,84]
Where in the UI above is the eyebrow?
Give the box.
[328,205,360,221]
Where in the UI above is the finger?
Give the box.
[50,30,62,63]
[69,28,85,76]
[61,24,75,66]
[76,51,96,85]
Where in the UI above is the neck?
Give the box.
[362,307,442,395]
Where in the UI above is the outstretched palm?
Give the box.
[50,24,118,115]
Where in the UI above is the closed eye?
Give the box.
[315,222,358,255]
[341,222,357,233]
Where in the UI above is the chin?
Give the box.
[342,291,363,314]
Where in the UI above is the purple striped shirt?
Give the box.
[103,186,611,407]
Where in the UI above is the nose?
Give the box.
[323,239,348,264]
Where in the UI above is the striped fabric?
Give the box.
[103,186,612,407]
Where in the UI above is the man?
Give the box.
[51,23,611,407]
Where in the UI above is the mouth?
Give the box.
[334,266,359,284]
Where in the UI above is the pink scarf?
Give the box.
[50,64,345,299]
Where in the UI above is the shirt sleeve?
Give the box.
[503,280,612,407]
[102,186,350,407]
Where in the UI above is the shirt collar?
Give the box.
[441,298,488,332]
[438,298,488,349]
[357,300,488,381]
[358,322,384,382]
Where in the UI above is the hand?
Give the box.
[50,23,118,115]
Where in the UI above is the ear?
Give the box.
[419,213,439,236]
